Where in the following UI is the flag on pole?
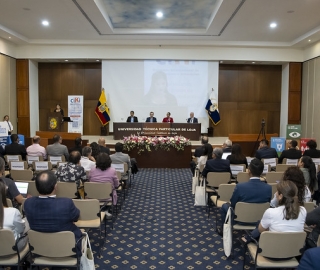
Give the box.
[205,88,221,125]
[95,89,110,126]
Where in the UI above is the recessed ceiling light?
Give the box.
[270,22,277,28]
[308,39,311,42]
[252,62,255,64]
[42,20,49,26]
[8,36,11,39]
[96,60,100,62]
[65,60,68,62]
[156,11,163,18]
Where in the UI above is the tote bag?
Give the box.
[223,207,232,257]
[194,178,207,206]
[80,233,95,270]
[192,169,199,194]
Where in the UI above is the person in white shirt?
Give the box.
[3,115,13,135]
[26,135,47,160]
[80,146,96,171]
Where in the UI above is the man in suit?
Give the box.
[24,170,82,251]
[187,112,198,123]
[146,112,157,123]
[98,137,110,155]
[5,134,27,160]
[303,140,320,158]
[217,158,272,236]
[46,134,69,160]
[298,247,320,270]
[126,111,138,123]
[194,136,209,158]
[278,139,302,164]
[255,139,278,160]
[202,147,231,178]
[110,142,131,168]
[222,139,232,153]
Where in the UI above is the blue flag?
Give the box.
[205,98,221,125]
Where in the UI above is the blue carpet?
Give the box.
[90,168,254,270]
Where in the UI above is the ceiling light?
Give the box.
[42,20,49,26]
[220,61,223,63]
[252,62,255,64]
[65,60,68,62]
[308,39,311,42]
[156,11,163,18]
[8,36,11,39]
[270,22,277,28]
[96,60,100,62]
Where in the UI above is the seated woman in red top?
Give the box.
[162,112,174,123]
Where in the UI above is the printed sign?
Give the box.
[286,125,302,139]
[68,95,84,134]
[271,137,286,157]
[300,138,316,153]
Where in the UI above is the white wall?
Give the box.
[279,64,289,137]
[0,38,16,58]
[29,60,39,136]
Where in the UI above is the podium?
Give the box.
[47,112,62,131]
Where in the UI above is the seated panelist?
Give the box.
[187,112,198,123]
[146,112,157,123]
[126,111,138,123]
[162,112,174,123]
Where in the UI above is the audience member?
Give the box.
[0,157,24,207]
[80,146,96,171]
[24,170,82,252]
[5,134,27,160]
[89,153,120,209]
[26,135,47,160]
[110,142,131,169]
[55,151,87,190]
[278,139,302,164]
[241,181,306,245]
[299,156,318,194]
[305,206,320,249]
[197,143,213,168]
[0,180,27,251]
[194,136,209,159]
[217,158,271,236]
[146,112,157,122]
[162,112,174,123]
[46,134,69,160]
[98,137,110,155]
[90,142,101,161]
[270,166,310,207]
[222,139,232,153]
[69,137,83,155]
[187,112,198,123]
[126,111,138,123]
[255,139,278,159]
[202,147,231,178]
[227,144,248,167]
[303,140,320,158]
[298,247,320,270]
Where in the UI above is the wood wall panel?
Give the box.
[17,90,29,116]
[39,63,101,135]
[215,64,281,136]
[16,60,28,89]
[288,62,302,124]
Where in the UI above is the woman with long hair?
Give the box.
[241,180,306,244]
[197,143,213,168]
[299,156,318,194]
[271,166,311,207]
[226,143,248,167]
[90,142,101,161]
[0,180,27,251]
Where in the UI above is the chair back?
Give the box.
[9,161,28,170]
[0,229,16,256]
[268,183,278,198]
[73,199,101,220]
[234,202,270,223]
[262,164,271,175]
[84,182,113,201]
[33,161,52,171]
[28,230,76,257]
[4,155,22,162]
[206,172,230,187]
[284,158,299,165]
[262,158,278,167]
[237,172,250,183]
[26,155,43,165]
[276,164,294,172]
[56,182,77,198]
[116,171,121,180]
[265,172,283,184]
[48,155,65,166]
[111,163,125,173]
[230,164,246,177]
[304,202,315,213]
[11,169,33,181]
[217,184,236,202]
[6,198,13,207]
[258,231,306,259]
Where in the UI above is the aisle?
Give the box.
[92,168,252,269]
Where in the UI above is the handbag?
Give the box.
[80,233,95,270]
[223,207,232,257]
[194,178,207,206]
[192,169,199,194]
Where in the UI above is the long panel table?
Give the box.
[113,122,201,140]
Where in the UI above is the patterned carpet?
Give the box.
[90,168,254,270]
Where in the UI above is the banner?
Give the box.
[68,95,84,134]
[95,89,110,126]
[271,137,286,157]
[286,125,301,139]
[300,138,316,154]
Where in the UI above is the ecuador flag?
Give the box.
[95,89,110,125]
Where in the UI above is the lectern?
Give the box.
[47,112,62,131]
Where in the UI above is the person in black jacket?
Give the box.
[304,140,320,158]
[126,111,138,123]
[5,134,27,160]
[278,140,302,164]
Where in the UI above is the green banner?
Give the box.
[286,125,302,139]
